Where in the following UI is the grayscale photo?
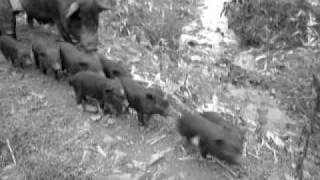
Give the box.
[0,0,319,179]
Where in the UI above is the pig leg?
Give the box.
[32,51,40,69]
[93,100,102,114]
[199,140,209,158]
[137,113,146,127]
[53,70,61,80]
[39,61,47,74]
[75,90,82,105]
[11,12,17,39]
[18,59,24,68]
[27,15,34,28]
[56,22,72,42]
[74,89,87,111]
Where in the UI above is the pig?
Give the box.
[177,111,243,164]
[120,77,170,127]
[0,35,32,68]
[200,111,245,143]
[14,0,116,51]
[0,0,17,38]
[99,56,132,78]
[68,71,127,115]
[60,42,104,77]
[32,37,62,80]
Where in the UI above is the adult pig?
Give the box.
[0,0,17,38]
[16,0,115,51]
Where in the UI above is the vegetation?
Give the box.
[223,0,310,49]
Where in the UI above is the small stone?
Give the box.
[85,104,99,113]
[190,55,201,62]
[90,114,102,121]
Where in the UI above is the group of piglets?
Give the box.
[0,35,245,164]
[0,35,172,128]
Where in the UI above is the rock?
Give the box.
[234,51,256,71]
[90,114,102,121]
[190,55,201,62]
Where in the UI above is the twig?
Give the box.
[147,134,167,145]
[247,152,262,161]
[210,157,239,178]
[6,139,16,166]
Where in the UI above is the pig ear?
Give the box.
[313,74,320,91]
[66,2,80,18]
[215,139,224,146]
[112,70,121,76]
[105,88,113,94]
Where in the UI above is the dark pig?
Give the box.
[16,0,116,51]
[0,35,32,68]
[32,38,62,79]
[200,111,245,142]
[69,71,127,114]
[120,77,170,127]
[177,111,243,164]
[60,42,104,76]
[99,56,132,78]
[0,0,17,38]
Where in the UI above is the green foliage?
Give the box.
[223,0,309,49]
